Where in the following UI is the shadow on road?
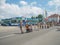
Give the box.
[57,30,60,31]
[13,32,32,35]
[56,28,60,31]
[13,32,26,34]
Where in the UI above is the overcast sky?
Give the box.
[0,0,60,19]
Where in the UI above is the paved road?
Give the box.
[23,26,60,45]
[0,26,60,45]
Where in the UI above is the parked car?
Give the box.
[11,23,19,26]
[1,23,11,26]
[1,23,8,26]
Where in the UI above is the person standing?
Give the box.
[20,21,23,34]
[30,24,33,32]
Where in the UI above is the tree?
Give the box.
[31,16,36,19]
[36,14,43,22]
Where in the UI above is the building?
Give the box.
[1,17,22,26]
[47,14,60,23]
[25,18,39,25]
[1,17,39,26]
[1,17,22,23]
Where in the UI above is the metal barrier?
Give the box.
[39,24,51,29]
[34,23,54,29]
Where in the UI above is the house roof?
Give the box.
[48,14,60,18]
[44,14,60,21]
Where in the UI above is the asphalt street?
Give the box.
[0,26,60,45]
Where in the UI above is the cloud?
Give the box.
[30,2,37,6]
[48,0,60,6]
[20,1,28,5]
[0,0,5,5]
[48,11,56,16]
[48,1,54,6]
[47,0,60,16]
[0,2,22,18]
[0,15,5,19]
[0,0,43,19]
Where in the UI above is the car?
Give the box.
[1,23,9,26]
[11,23,19,26]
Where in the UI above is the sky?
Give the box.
[0,0,60,19]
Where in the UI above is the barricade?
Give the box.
[38,22,55,29]
[39,24,50,29]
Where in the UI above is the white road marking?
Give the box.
[0,34,15,39]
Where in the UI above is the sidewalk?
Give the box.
[22,28,60,45]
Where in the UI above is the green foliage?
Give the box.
[31,16,36,19]
[11,20,16,23]
[36,14,43,22]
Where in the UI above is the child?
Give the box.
[25,24,30,33]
